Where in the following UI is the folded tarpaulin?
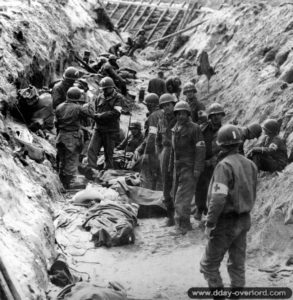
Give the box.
[57,281,127,300]
[82,202,138,247]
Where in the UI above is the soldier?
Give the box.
[52,66,80,109]
[116,122,144,153]
[138,93,163,190]
[128,29,147,57]
[247,119,287,172]
[195,103,225,221]
[156,93,177,226]
[166,76,182,99]
[183,82,205,124]
[171,101,206,234]
[200,124,257,299]
[87,77,123,170]
[147,71,167,98]
[55,87,94,189]
[100,55,127,95]
[108,42,122,57]
[238,122,262,155]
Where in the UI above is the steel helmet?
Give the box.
[247,123,262,138]
[262,119,279,135]
[159,93,177,107]
[66,87,83,102]
[207,102,225,118]
[63,67,80,80]
[144,93,159,106]
[217,124,242,146]
[109,54,117,61]
[183,82,197,94]
[74,78,89,92]
[174,101,191,114]
[129,122,141,130]
[138,29,145,35]
[100,77,115,89]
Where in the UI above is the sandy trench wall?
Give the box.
[0,0,119,299]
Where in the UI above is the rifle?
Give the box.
[73,54,97,74]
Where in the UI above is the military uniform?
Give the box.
[87,90,123,169]
[200,150,257,290]
[148,77,167,98]
[52,80,73,109]
[195,121,221,216]
[128,33,147,56]
[116,131,144,153]
[172,120,205,228]
[140,108,164,190]
[248,135,287,172]
[56,101,94,185]
[187,97,205,124]
[156,113,177,215]
[166,77,181,99]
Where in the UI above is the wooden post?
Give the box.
[135,1,161,37]
[131,0,153,30]
[116,3,133,27]
[123,0,144,31]
[110,3,120,18]
[147,5,170,42]
[146,19,207,47]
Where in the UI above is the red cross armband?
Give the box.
[211,182,228,195]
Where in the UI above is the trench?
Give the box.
[1,1,293,300]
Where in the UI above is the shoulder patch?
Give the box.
[269,143,278,150]
[196,141,206,147]
[149,126,158,134]
[211,182,228,195]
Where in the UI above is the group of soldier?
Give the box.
[10,52,289,298]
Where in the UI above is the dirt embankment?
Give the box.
[0,0,120,298]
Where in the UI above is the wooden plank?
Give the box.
[147,4,171,42]
[130,0,153,30]
[146,19,207,47]
[110,2,120,18]
[123,0,144,31]
[135,0,161,37]
[116,3,133,27]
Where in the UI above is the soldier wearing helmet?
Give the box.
[194,102,225,221]
[156,93,177,226]
[100,56,127,95]
[108,42,122,57]
[170,101,206,234]
[200,124,258,296]
[247,119,287,172]
[183,82,206,124]
[237,122,262,155]
[87,76,123,170]
[135,93,163,190]
[55,87,94,189]
[52,66,80,109]
[116,121,144,153]
[166,76,182,99]
[147,71,167,98]
[128,29,147,57]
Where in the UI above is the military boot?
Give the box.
[164,210,175,227]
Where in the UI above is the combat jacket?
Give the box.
[134,34,147,48]
[156,113,176,153]
[206,151,257,227]
[52,80,72,109]
[101,62,124,84]
[55,101,94,132]
[187,97,205,124]
[201,121,221,161]
[94,91,122,133]
[171,120,206,172]
[117,132,144,153]
[144,108,164,155]
[147,78,167,98]
[255,135,288,167]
